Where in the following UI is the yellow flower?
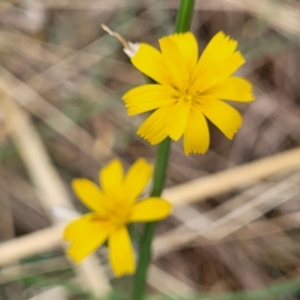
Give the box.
[122,31,254,155]
[64,158,172,277]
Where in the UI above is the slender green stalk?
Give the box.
[175,0,195,33]
[150,138,172,197]
[131,1,195,299]
[131,138,171,300]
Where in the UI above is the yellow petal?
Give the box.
[122,84,176,116]
[167,98,191,141]
[169,32,198,72]
[200,99,242,139]
[109,227,135,277]
[67,232,108,263]
[191,31,245,93]
[183,107,210,155]
[123,158,153,204]
[72,179,106,213]
[100,159,124,199]
[201,77,254,102]
[159,35,189,91]
[129,198,172,222]
[137,105,173,145]
[64,214,98,241]
[131,43,171,86]
[65,216,109,263]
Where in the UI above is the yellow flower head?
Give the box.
[122,31,254,155]
[64,158,172,277]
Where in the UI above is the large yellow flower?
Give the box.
[64,158,172,277]
[122,31,254,155]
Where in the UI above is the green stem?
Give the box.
[175,0,195,33]
[130,1,194,299]
[150,138,172,197]
[131,138,171,300]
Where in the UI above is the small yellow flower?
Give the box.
[64,158,172,277]
[122,31,254,155]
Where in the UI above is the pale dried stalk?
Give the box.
[28,286,69,300]
[0,93,110,296]
[2,98,73,216]
[163,146,300,206]
[0,66,102,160]
[155,170,300,257]
[148,265,195,295]
[0,224,63,267]
[1,146,300,265]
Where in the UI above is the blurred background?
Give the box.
[2,0,300,299]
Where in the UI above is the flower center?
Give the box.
[109,205,131,227]
[93,200,132,229]
[107,201,131,227]
[184,94,192,101]
[177,92,194,105]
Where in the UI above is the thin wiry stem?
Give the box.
[130,1,195,299]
